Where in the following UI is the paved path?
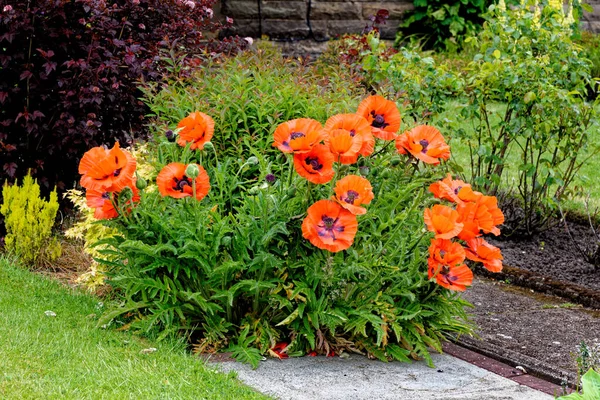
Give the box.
[218,352,553,400]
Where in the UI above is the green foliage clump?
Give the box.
[397,0,491,51]
[451,0,599,234]
[1,174,61,267]
[141,43,362,158]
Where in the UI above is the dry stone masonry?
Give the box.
[219,0,414,41]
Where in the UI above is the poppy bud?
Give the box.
[185,164,200,178]
[165,129,176,142]
[265,173,276,184]
[248,186,260,195]
[119,186,133,201]
[221,236,231,247]
[135,175,147,190]
[381,170,391,179]
[246,156,259,165]
[390,157,401,166]
[286,186,296,197]
[203,142,214,150]
[359,166,370,176]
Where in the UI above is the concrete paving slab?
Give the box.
[217,353,553,400]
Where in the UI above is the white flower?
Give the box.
[244,37,254,46]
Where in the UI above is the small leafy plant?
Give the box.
[558,368,600,400]
[1,173,61,267]
[75,93,504,367]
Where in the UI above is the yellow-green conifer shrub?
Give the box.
[1,174,61,266]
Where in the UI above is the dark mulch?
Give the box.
[488,218,600,291]
[459,277,600,386]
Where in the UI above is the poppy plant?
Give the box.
[423,204,464,240]
[293,144,335,184]
[86,185,140,220]
[465,238,503,272]
[429,174,480,204]
[156,162,210,200]
[395,125,450,165]
[268,342,289,360]
[326,128,364,164]
[272,118,324,153]
[176,111,215,151]
[79,142,136,192]
[324,114,374,158]
[428,262,473,292]
[302,200,358,252]
[356,95,401,140]
[332,175,374,215]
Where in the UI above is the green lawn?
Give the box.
[0,256,268,400]
[436,101,600,213]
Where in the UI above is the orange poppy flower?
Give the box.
[332,175,374,215]
[325,128,364,164]
[465,238,503,272]
[429,174,480,204]
[293,144,335,184]
[79,142,136,192]
[457,195,504,240]
[428,238,466,267]
[86,185,140,220]
[428,262,473,292]
[273,118,324,153]
[156,162,210,200]
[423,204,464,240]
[176,111,215,151]
[395,125,450,165]
[324,114,374,158]
[356,95,401,140]
[301,200,358,252]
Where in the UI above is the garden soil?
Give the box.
[487,218,600,291]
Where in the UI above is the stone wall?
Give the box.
[582,0,600,32]
[219,0,413,41]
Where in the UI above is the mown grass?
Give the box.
[0,256,268,400]
[435,101,600,213]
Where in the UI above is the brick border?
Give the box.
[443,341,572,397]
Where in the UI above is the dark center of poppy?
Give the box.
[454,186,462,195]
[419,139,429,153]
[344,190,359,204]
[322,216,335,228]
[349,129,356,137]
[290,131,305,140]
[439,250,446,258]
[305,157,323,171]
[101,192,110,200]
[172,176,192,191]
[317,215,345,240]
[113,168,122,177]
[371,112,388,129]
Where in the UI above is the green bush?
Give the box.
[1,174,61,267]
[397,0,491,51]
[450,0,599,234]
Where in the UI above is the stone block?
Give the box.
[261,1,307,19]
[361,3,413,19]
[326,20,369,37]
[262,19,310,39]
[221,1,259,19]
[221,19,261,37]
[310,1,362,20]
[378,19,402,40]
